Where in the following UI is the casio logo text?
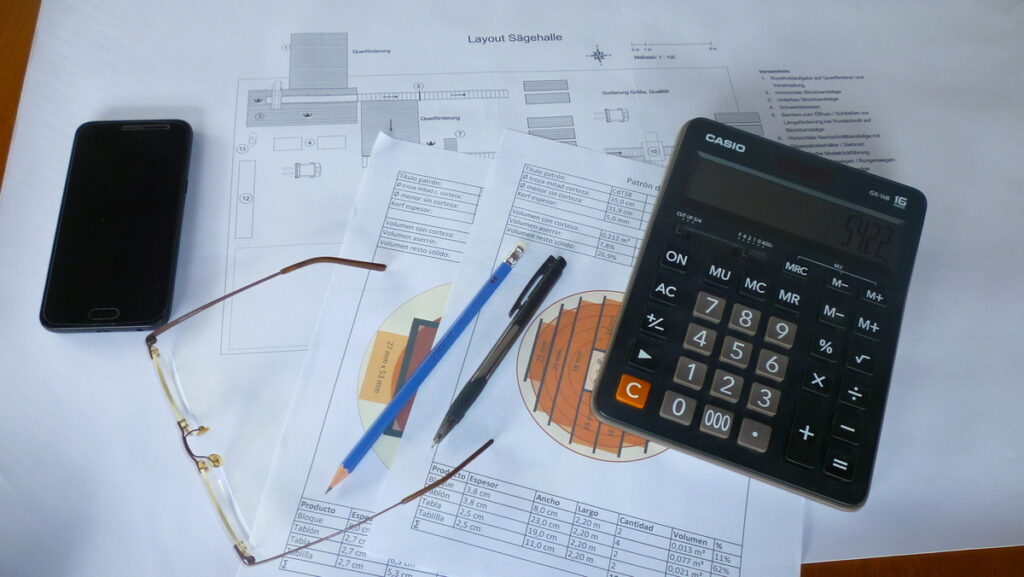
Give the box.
[705,133,746,152]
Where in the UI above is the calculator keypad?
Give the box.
[590,118,924,509]
[597,233,905,508]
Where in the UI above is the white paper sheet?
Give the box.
[162,6,784,535]
[369,130,803,577]
[3,2,1024,576]
[240,134,491,576]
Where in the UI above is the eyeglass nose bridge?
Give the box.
[179,423,223,469]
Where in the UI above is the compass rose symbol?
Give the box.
[587,45,610,65]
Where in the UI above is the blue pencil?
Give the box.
[326,243,525,492]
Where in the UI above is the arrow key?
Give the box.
[629,341,659,372]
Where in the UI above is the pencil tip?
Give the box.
[327,467,349,494]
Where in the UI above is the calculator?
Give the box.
[592,118,926,508]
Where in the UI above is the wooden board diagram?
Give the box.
[516,290,665,462]
[356,283,450,466]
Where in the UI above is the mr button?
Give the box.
[615,374,652,409]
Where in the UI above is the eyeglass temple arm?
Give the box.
[146,256,386,346]
[243,439,494,566]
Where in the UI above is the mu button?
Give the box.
[615,374,652,409]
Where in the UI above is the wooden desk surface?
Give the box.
[0,0,41,185]
[1,2,1020,575]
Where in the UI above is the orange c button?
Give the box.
[615,374,651,409]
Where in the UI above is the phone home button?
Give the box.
[88,307,120,321]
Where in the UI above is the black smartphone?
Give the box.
[40,120,192,331]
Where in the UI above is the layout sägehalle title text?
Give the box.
[467,33,564,45]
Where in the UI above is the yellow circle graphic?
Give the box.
[357,283,451,467]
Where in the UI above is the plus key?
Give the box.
[785,401,826,468]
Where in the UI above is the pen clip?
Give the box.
[509,256,558,317]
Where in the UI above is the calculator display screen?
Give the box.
[687,153,904,270]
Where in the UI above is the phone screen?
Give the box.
[40,120,192,330]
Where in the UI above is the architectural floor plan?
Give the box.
[222,32,762,354]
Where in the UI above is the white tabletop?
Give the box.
[2,2,1022,575]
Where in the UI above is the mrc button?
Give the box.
[782,259,810,279]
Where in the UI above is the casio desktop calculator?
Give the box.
[592,118,926,508]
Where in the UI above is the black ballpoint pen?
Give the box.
[432,255,567,447]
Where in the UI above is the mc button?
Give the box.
[740,274,770,300]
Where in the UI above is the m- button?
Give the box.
[615,374,651,409]
[826,274,854,295]
[818,301,850,328]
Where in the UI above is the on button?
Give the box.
[661,247,689,272]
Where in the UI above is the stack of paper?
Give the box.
[242,131,803,577]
